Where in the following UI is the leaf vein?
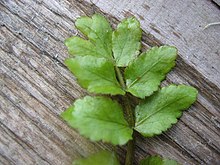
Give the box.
[136,95,188,126]
[127,55,165,88]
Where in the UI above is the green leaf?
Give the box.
[65,56,125,95]
[64,36,101,57]
[112,17,142,67]
[73,150,120,165]
[135,85,198,137]
[61,96,133,145]
[75,14,113,59]
[125,46,177,98]
[140,156,180,165]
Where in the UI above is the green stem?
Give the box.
[125,137,135,165]
[115,66,135,165]
[115,66,126,89]
[123,95,135,165]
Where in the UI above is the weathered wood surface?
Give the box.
[0,0,219,165]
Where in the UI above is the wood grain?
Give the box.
[0,0,220,165]
[90,0,220,88]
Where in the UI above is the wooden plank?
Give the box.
[0,0,220,165]
[213,0,220,6]
[89,0,220,88]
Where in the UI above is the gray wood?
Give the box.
[213,0,220,6]
[0,0,219,165]
[90,0,220,88]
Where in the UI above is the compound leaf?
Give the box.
[112,17,142,66]
[65,56,125,95]
[61,96,133,145]
[73,150,120,165]
[75,14,113,59]
[125,46,177,98]
[135,85,198,137]
[140,156,180,165]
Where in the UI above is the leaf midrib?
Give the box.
[114,29,130,62]
[76,43,98,54]
[81,114,129,128]
[135,95,187,127]
[127,55,164,88]
[81,24,111,57]
[88,68,121,87]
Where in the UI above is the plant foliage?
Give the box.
[140,156,180,165]
[72,150,120,165]
[61,96,132,145]
[62,14,198,164]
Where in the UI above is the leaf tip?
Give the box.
[64,57,73,66]
[60,105,74,122]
